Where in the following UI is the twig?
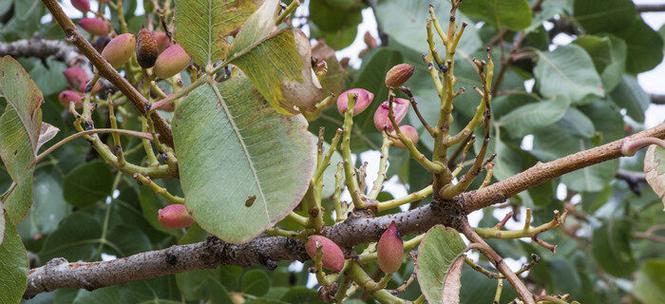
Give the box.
[637,3,665,12]
[41,0,175,147]
[460,220,536,304]
[34,129,153,164]
[0,38,86,66]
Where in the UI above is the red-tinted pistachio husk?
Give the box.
[71,0,90,13]
[79,17,110,36]
[136,28,159,69]
[153,44,191,79]
[337,88,375,116]
[305,235,345,273]
[101,33,136,68]
[373,98,410,131]
[63,67,89,92]
[377,222,404,273]
[58,90,84,108]
[391,125,419,148]
[385,63,415,88]
[158,204,194,229]
[154,32,172,53]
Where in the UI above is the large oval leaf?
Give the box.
[0,217,28,304]
[173,75,315,243]
[534,45,604,104]
[0,56,44,230]
[497,95,571,139]
[591,219,637,277]
[417,225,466,304]
[175,0,259,66]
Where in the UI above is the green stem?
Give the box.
[340,93,366,209]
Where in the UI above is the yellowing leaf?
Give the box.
[0,56,44,229]
[229,0,322,114]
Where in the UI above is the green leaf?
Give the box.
[573,0,637,34]
[556,107,595,139]
[309,0,362,32]
[644,146,665,210]
[534,45,604,103]
[610,75,649,123]
[0,217,28,304]
[63,160,114,207]
[172,76,315,243]
[591,219,637,277]
[0,56,44,226]
[497,95,571,138]
[280,287,325,304]
[375,0,482,56]
[417,225,467,304]
[573,35,627,92]
[229,0,280,55]
[615,17,664,74]
[174,0,258,66]
[74,277,180,303]
[633,259,665,304]
[242,270,270,296]
[29,58,68,96]
[17,173,70,239]
[461,0,531,31]
[532,100,622,192]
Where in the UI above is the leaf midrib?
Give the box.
[209,83,270,222]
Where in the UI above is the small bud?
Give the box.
[305,235,345,273]
[153,44,191,79]
[71,0,90,13]
[373,98,410,131]
[391,125,419,148]
[377,222,404,274]
[385,63,415,88]
[63,67,89,92]
[136,28,159,69]
[58,90,84,108]
[337,88,374,116]
[79,18,110,36]
[158,204,194,229]
[154,31,172,53]
[101,33,136,68]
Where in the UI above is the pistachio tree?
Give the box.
[1,0,665,303]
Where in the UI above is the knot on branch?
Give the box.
[430,196,466,230]
[202,236,228,266]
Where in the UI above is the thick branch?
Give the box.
[41,0,174,148]
[651,93,665,105]
[0,38,85,66]
[460,121,665,213]
[25,204,460,298]
[637,3,665,12]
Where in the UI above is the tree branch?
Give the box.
[40,0,175,148]
[0,38,86,66]
[460,121,665,213]
[651,93,665,105]
[637,3,665,12]
[24,120,665,298]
